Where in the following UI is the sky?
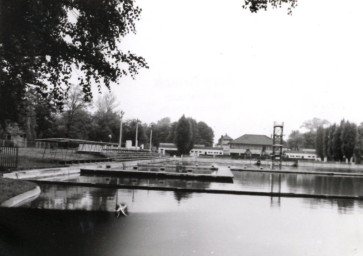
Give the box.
[96,0,363,143]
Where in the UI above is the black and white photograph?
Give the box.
[1,0,363,255]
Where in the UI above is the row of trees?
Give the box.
[0,86,214,152]
[152,116,214,149]
[315,120,363,163]
[287,118,363,163]
[0,0,295,132]
[287,118,330,150]
[174,115,214,155]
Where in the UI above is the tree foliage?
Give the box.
[290,118,363,163]
[327,124,336,160]
[0,0,148,126]
[151,117,172,147]
[89,111,120,142]
[302,131,316,149]
[54,109,92,139]
[332,120,344,161]
[242,0,298,15]
[197,122,214,147]
[313,120,361,163]
[315,126,324,160]
[300,118,330,133]
[341,121,357,161]
[323,125,333,160]
[94,92,119,114]
[175,115,193,155]
[354,123,363,164]
[122,119,147,146]
[287,130,304,150]
[33,93,57,139]
[149,116,214,150]
[63,85,89,137]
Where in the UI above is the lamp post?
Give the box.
[119,111,125,148]
[149,125,153,152]
[135,118,139,150]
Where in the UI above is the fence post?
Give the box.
[15,147,19,169]
[0,145,18,170]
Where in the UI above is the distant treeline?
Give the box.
[315,120,361,163]
[287,118,363,163]
[0,88,214,149]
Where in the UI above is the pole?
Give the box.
[149,126,153,152]
[119,111,125,148]
[135,118,139,150]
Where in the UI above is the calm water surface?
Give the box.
[1,184,363,256]
[54,170,363,197]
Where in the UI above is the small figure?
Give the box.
[115,203,128,217]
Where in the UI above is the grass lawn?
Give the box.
[0,148,105,172]
[0,178,37,204]
[17,156,66,170]
[15,148,105,170]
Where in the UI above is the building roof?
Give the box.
[193,146,223,150]
[220,134,233,140]
[301,148,316,153]
[158,143,221,151]
[230,134,273,145]
[159,143,177,148]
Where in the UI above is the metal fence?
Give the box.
[0,146,18,169]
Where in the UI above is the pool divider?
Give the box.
[231,168,363,177]
[80,167,234,183]
[30,179,363,200]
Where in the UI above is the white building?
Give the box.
[217,134,233,155]
[284,149,317,160]
[158,143,178,155]
[229,134,273,158]
[190,146,223,157]
[158,143,223,156]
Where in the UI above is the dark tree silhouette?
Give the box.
[315,126,325,161]
[0,0,148,126]
[175,115,193,155]
[341,121,357,162]
[243,0,297,14]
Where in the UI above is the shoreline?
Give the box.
[0,178,40,207]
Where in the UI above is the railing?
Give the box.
[0,139,110,170]
[102,147,152,153]
[0,146,18,170]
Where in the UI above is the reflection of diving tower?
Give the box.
[272,122,284,170]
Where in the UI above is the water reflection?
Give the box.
[173,191,192,203]
[303,198,357,214]
[27,185,118,211]
[44,170,363,198]
[6,186,363,256]
[20,184,363,215]
[231,171,363,196]
[68,175,212,190]
[24,185,196,213]
[0,207,116,256]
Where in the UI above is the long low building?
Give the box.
[190,145,223,157]
[284,149,317,160]
[158,143,223,156]
[158,143,178,156]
